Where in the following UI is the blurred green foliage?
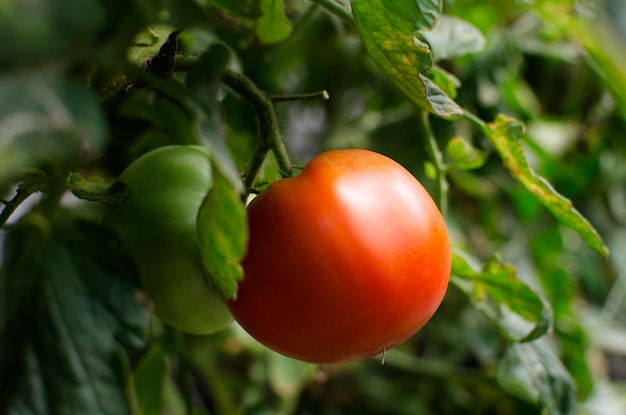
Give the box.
[1,0,626,414]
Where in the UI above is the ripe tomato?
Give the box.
[104,145,233,335]
[227,149,451,363]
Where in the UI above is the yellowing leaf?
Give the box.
[352,0,462,117]
[488,115,609,257]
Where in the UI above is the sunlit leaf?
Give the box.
[451,250,553,343]
[0,217,149,414]
[446,137,488,170]
[497,342,577,415]
[127,26,177,68]
[256,0,292,44]
[487,114,609,257]
[197,166,248,301]
[352,0,462,117]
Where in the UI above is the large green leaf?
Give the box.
[0,0,105,69]
[497,342,577,415]
[352,0,462,117]
[0,217,149,414]
[197,166,248,301]
[487,114,609,257]
[451,250,552,343]
[0,75,106,182]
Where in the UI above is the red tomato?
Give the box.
[227,149,451,364]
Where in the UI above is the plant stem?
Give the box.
[310,0,355,29]
[462,109,491,137]
[220,69,293,189]
[0,170,50,229]
[0,190,33,229]
[416,110,448,218]
[269,90,329,103]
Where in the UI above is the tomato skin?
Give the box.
[104,145,233,335]
[227,149,451,364]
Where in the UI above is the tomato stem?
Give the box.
[416,110,449,218]
[220,70,293,190]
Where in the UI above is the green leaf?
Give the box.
[352,0,462,117]
[185,45,244,193]
[497,342,577,415]
[127,26,175,68]
[133,344,169,415]
[0,75,106,181]
[415,0,442,29]
[256,0,292,44]
[451,250,553,343]
[17,168,51,194]
[487,114,609,257]
[67,172,128,205]
[128,68,242,190]
[416,15,486,62]
[446,137,488,170]
[209,0,290,43]
[428,65,461,99]
[118,89,198,148]
[186,43,231,106]
[197,166,248,301]
[0,217,149,414]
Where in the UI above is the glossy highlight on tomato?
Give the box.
[104,145,233,335]
[227,149,451,364]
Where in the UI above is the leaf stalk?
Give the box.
[416,110,449,218]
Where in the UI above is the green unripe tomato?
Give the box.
[104,145,233,334]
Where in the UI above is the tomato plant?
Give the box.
[104,145,233,335]
[228,149,451,363]
[2,0,624,413]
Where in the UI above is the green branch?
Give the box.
[269,90,329,103]
[0,170,50,229]
[177,57,325,191]
[0,190,34,229]
[416,110,448,218]
[220,70,293,190]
